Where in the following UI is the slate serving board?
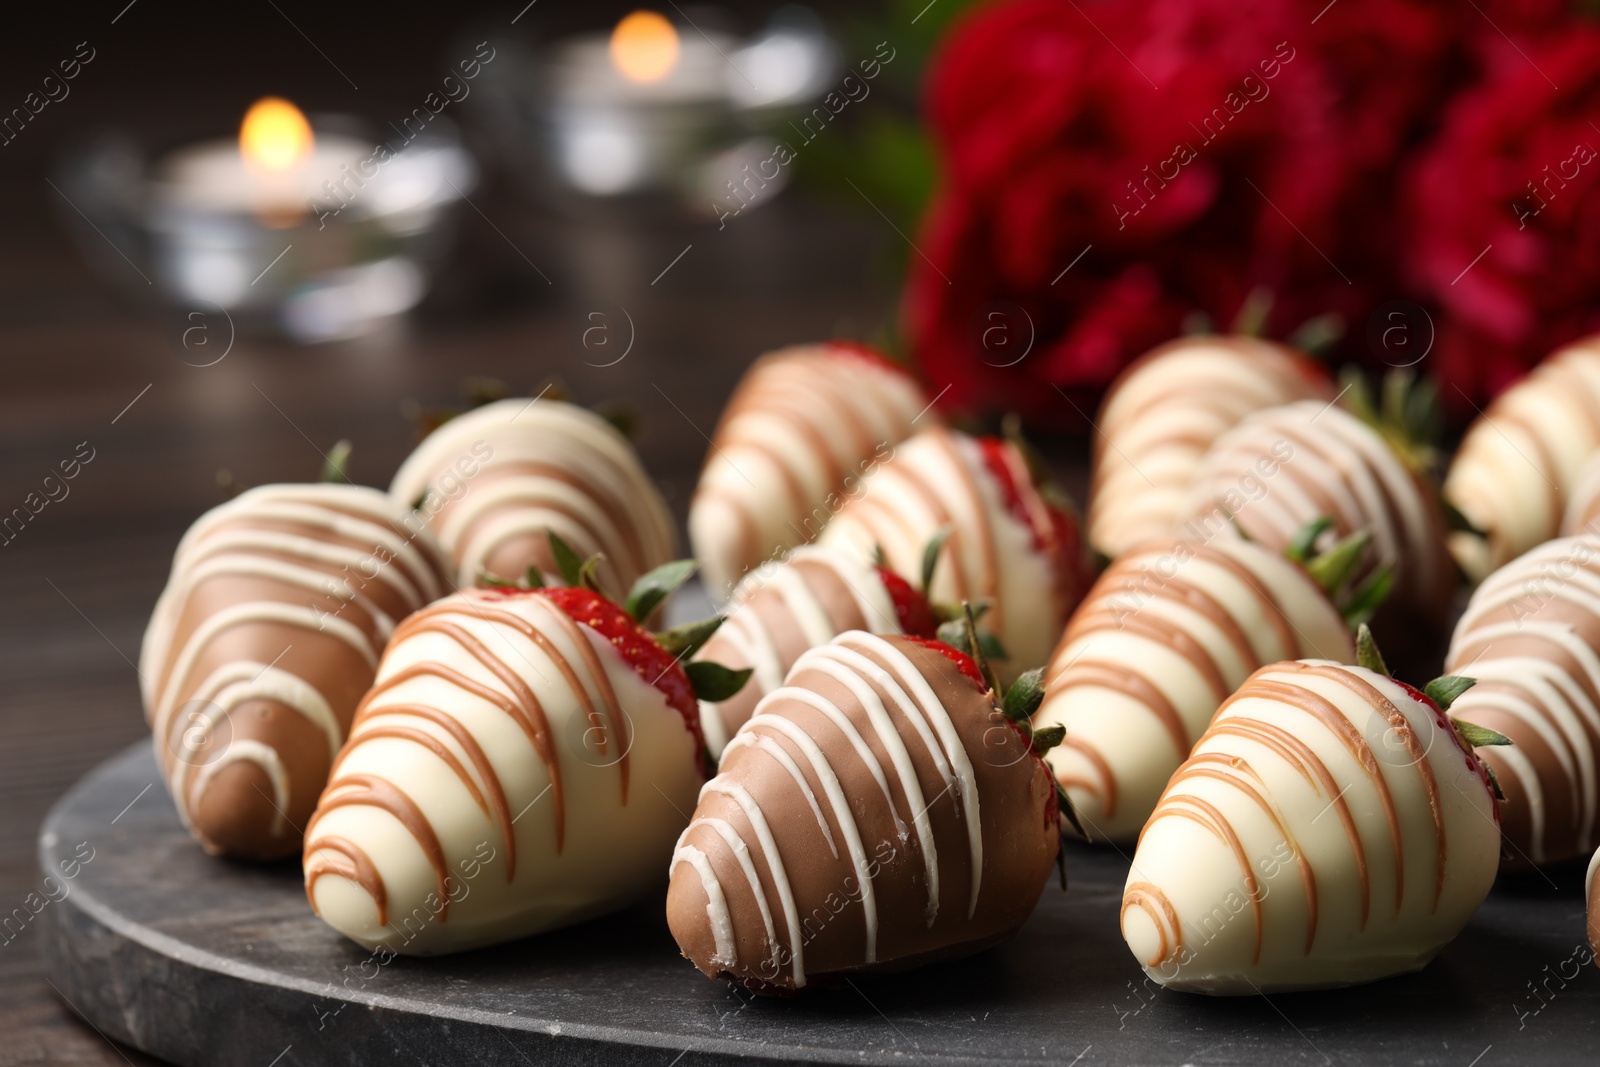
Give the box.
[36,742,1600,1066]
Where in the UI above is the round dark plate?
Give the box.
[36,742,1598,1066]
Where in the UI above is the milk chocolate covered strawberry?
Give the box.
[141,483,452,860]
[1445,533,1600,867]
[668,622,1063,992]
[303,547,748,955]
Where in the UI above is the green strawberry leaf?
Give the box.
[1002,667,1046,723]
[656,616,725,660]
[548,531,585,587]
[1454,717,1511,748]
[1355,623,1389,677]
[625,559,698,622]
[920,526,953,595]
[1424,675,1477,712]
[1231,287,1273,337]
[1340,566,1393,630]
[1287,313,1344,357]
[1029,723,1065,756]
[1304,529,1372,597]
[1285,517,1335,564]
[524,565,546,589]
[1056,781,1087,841]
[685,661,752,703]
[320,439,353,484]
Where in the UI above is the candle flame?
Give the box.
[610,11,680,84]
[239,97,314,172]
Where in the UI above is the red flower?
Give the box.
[904,0,1475,423]
[1400,27,1600,406]
[900,0,1600,421]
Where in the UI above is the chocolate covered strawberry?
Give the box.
[667,613,1065,992]
[1122,627,1508,994]
[304,540,748,955]
[1036,519,1384,844]
[820,425,1092,684]
[693,545,943,759]
[690,341,933,597]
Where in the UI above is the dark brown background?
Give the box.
[0,2,916,1061]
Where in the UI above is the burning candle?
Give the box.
[153,97,369,224]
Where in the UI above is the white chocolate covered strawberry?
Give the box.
[1089,336,1331,560]
[1121,629,1506,993]
[1447,336,1600,581]
[303,553,747,955]
[1187,390,1454,630]
[390,397,676,600]
[689,342,932,598]
[819,427,1091,685]
[1035,524,1371,844]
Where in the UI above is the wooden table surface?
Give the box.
[0,114,902,1067]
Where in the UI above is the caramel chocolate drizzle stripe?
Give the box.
[1057,735,1118,819]
[476,459,657,575]
[1200,716,1372,928]
[309,773,453,920]
[930,431,1001,635]
[305,835,389,925]
[517,598,632,804]
[1298,662,1448,911]
[367,616,564,858]
[1122,881,1183,967]
[1158,794,1266,964]
[1227,674,1405,914]
[1054,661,1189,758]
[458,482,634,585]
[340,711,512,880]
[1181,755,1321,954]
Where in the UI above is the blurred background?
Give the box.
[5,1,1600,1059]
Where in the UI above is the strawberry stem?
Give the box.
[320,439,353,485]
[920,527,952,596]
[1231,287,1273,337]
[548,531,585,587]
[1355,623,1389,677]
[961,602,1002,698]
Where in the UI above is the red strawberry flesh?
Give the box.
[902,635,986,689]
[1392,676,1501,823]
[977,436,1093,600]
[472,585,708,771]
[875,565,939,638]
